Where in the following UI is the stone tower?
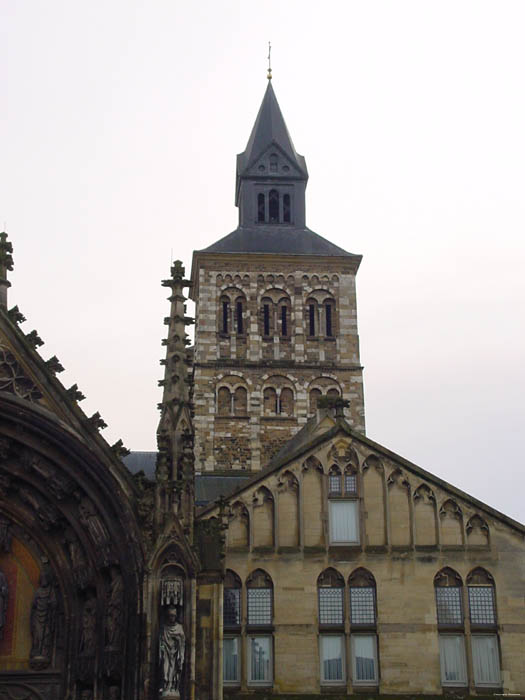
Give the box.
[190,79,365,474]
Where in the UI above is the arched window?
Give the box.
[235,296,245,335]
[324,299,336,337]
[233,387,248,415]
[263,387,278,415]
[283,193,291,222]
[220,295,230,334]
[260,297,274,337]
[279,387,294,416]
[257,193,265,223]
[246,570,273,685]
[318,569,345,684]
[309,388,322,414]
[434,568,467,687]
[224,570,242,684]
[269,189,279,223]
[270,153,278,173]
[467,568,500,687]
[328,463,359,545]
[218,387,232,416]
[328,466,342,496]
[349,569,378,685]
[306,299,318,337]
[279,299,291,337]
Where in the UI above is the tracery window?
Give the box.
[223,570,241,684]
[434,568,467,687]
[467,568,500,687]
[246,570,273,686]
[328,465,359,544]
[349,569,378,685]
[318,569,345,684]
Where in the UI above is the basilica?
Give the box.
[0,77,524,700]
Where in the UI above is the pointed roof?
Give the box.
[236,81,307,178]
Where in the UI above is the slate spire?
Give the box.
[236,81,307,185]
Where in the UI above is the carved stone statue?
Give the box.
[105,567,124,649]
[79,498,113,567]
[159,606,185,697]
[0,568,8,640]
[65,528,91,589]
[29,569,57,668]
[78,597,97,680]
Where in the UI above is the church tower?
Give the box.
[190,79,365,474]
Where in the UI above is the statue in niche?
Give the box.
[0,568,8,640]
[29,569,57,668]
[78,597,97,679]
[79,498,113,567]
[159,606,185,697]
[105,567,124,649]
[65,528,91,589]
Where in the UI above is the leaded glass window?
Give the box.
[224,588,241,626]
[468,586,496,625]
[319,587,344,625]
[344,473,357,494]
[247,588,272,625]
[435,587,463,626]
[329,474,342,495]
[350,587,376,625]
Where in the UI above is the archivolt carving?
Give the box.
[0,514,12,551]
[0,344,43,402]
[0,567,7,641]
[79,498,114,568]
[19,487,60,530]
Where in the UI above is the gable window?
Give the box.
[328,465,359,544]
[269,189,279,223]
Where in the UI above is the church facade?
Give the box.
[0,79,524,700]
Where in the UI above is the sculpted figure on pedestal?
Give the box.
[29,569,57,667]
[159,606,185,697]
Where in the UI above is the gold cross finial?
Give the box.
[267,41,272,80]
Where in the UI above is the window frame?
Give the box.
[319,633,346,685]
[351,633,379,686]
[438,633,468,687]
[247,634,273,686]
[247,587,273,627]
[223,635,241,685]
[471,634,501,687]
[328,499,360,545]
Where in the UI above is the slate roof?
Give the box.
[200,225,358,258]
[123,451,250,506]
[236,81,307,178]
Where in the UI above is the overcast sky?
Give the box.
[2,1,524,522]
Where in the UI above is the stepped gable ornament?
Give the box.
[0,343,43,402]
[29,568,57,669]
[0,567,8,640]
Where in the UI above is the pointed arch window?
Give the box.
[257,193,265,223]
[349,569,378,685]
[318,569,345,684]
[283,193,291,222]
[434,568,467,687]
[269,189,279,223]
[223,570,242,684]
[247,570,273,686]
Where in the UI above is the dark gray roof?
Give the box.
[237,81,306,177]
[123,451,156,479]
[123,451,250,505]
[195,475,251,506]
[201,225,358,257]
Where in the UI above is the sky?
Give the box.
[1,1,524,522]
